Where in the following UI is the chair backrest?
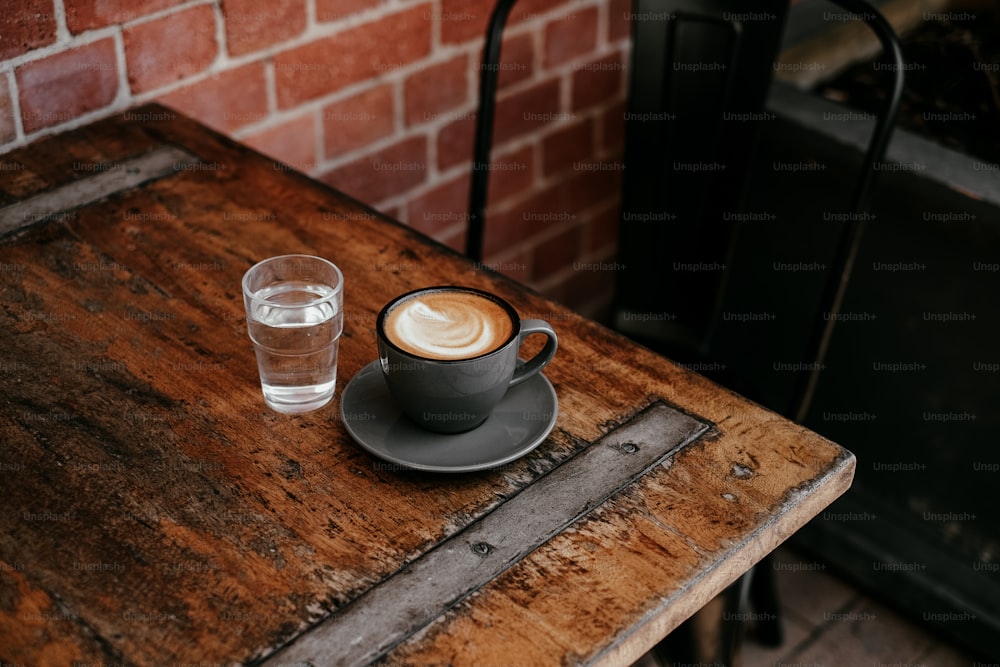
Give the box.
[466,0,519,263]
[611,0,790,356]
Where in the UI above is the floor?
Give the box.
[633,544,984,667]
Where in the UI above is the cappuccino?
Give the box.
[383,289,514,360]
[376,286,558,432]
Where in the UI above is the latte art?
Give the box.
[384,291,514,360]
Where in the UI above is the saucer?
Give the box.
[340,361,558,473]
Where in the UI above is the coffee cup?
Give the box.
[376,286,558,433]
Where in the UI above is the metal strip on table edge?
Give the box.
[0,145,199,237]
[260,401,711,667]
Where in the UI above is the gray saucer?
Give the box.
[340,361,558,473]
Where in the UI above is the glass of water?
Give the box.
[242,255,344,414]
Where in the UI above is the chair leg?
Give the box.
[749,554,784,646]
[652,571,753,667]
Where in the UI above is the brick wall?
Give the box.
[0,0,631,316]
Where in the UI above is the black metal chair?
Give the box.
[612,0,791,360]
[616,3,903,663]
[467,0,904,664]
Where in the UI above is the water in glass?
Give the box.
[247,281,342,413]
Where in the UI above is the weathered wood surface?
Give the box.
[0,105,855,666]
[264,404,709,666]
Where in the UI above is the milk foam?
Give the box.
[385,291,513,360]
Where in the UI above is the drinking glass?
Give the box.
[242,255,343,413]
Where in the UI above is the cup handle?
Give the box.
[509,319,558,387]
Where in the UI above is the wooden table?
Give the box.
[0,104,855,666]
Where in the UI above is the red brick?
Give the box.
[482,204,533,258]
[157,62,268,133]
[274,5,432,108]
[492,250,531,283]
[240,112,317,174]
[437,0,574,46]
[571,52,626,111]
[0,0,57,60]
[17,39,119,134]
[547,264,615,313]
[600,100,626,153]
[561,165,622,215]
[437,113,476,171]
[532,222,583,280]
[483,183,559,257]
[435,76,550,170]
[494,78,560,145]
[322,85,395,159]
[439,0,573,46]
[439,0,491,45]
[499,167,619,248]
[320,135,428,206]
[478,249,531,283]
[381,204,403,222]
[496,32,534,90]
[439,225,467,254]
[487,145,534,205]
[316,0,387,22]
[406,174,470,238]
[543,118,594,177]
[404,54,469,128]
[65,0,185,33]
[511,0,572,24]
[608,0,632,42]
[544,7,598,68]
[519,185,577,233]
[0,78,16,145]
[223,0,306,57]
[585,202,620,253]
[124,6,218,93]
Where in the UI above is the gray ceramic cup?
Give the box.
[376,286,558,434]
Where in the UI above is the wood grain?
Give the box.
[0,145,197,236]
[0,105,854,666]
[263,403,709,666]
